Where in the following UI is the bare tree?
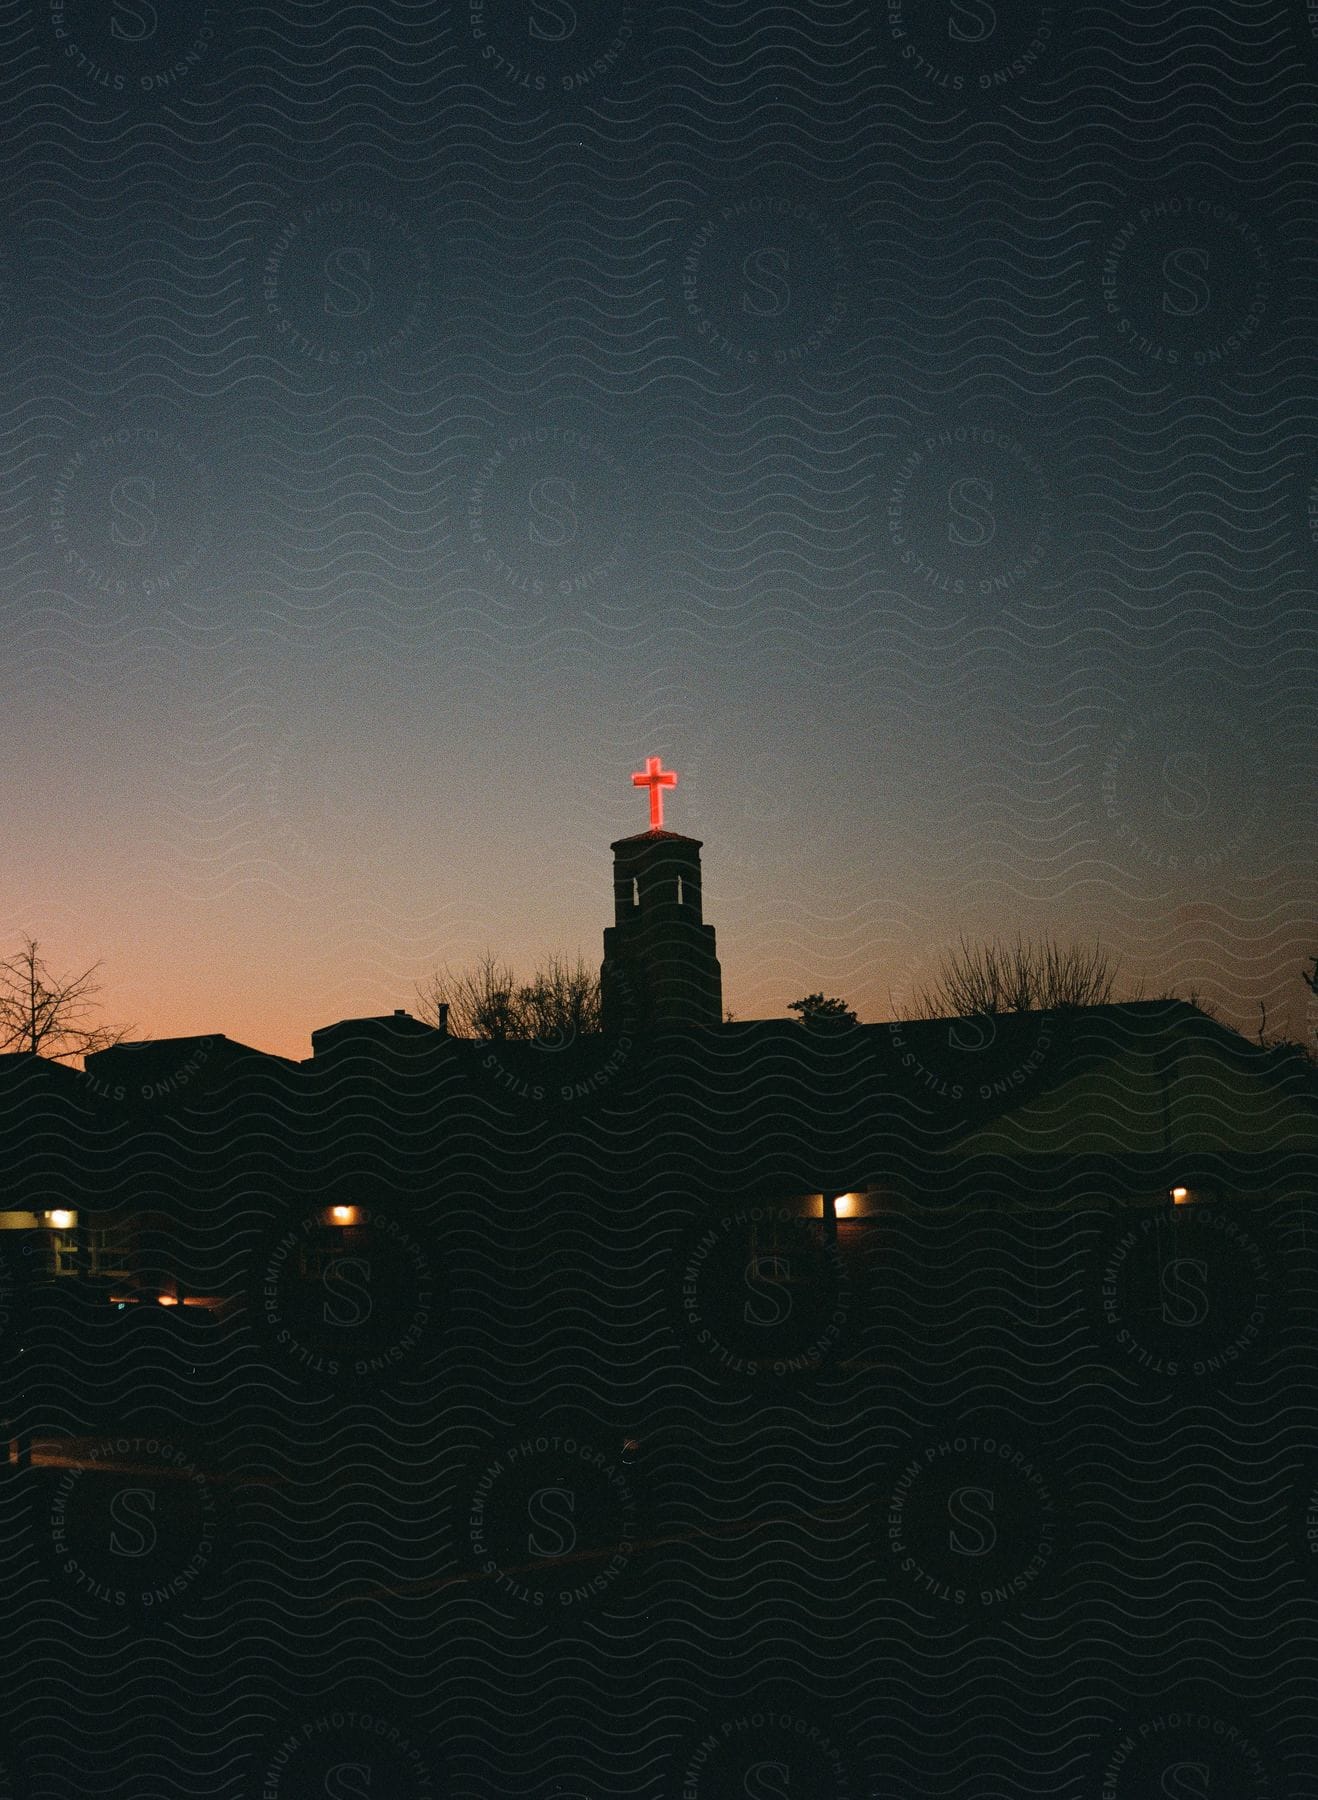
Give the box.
[1249,959,1318,1066]
[516,955,601,1042]
[0,936,133,1064]
[416,952,601,1042]
[908,934,1119,1019]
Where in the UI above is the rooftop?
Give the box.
[610,827,703,850]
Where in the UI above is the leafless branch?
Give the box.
[0,935,134,1064]
[907,934,1120,1019]
[416,951,601,1041]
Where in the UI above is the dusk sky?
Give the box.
[3,2,1315,1060]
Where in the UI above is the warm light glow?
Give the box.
[834,1193,859,1218]
[157,1293,179,1306]
[631,755,678,830]
[329,1205,360,1226]
[43,1209,76,1230]
[1171,1186,1190,1204]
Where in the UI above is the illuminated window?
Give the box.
[43,1209,82,1278]
[632,877,640,907]
[677,875,684,905]
[1170,1185,1190,1205]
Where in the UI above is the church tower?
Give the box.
[600,758,723,1033]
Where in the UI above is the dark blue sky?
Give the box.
[1,0,1313,1055]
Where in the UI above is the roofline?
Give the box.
[610,828,704,851]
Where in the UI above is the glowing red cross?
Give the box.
[632,755,678,829]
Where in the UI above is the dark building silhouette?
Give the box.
[600,828,723,1031]
[2,775,1313,1330]
[80,1032,297,1106]
[311,1007,448,1060]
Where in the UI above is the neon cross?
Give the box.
[632,755,678,830]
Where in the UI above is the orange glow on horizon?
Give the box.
[54,819,1303,1071]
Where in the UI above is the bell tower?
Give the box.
[600,758,723,1032]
